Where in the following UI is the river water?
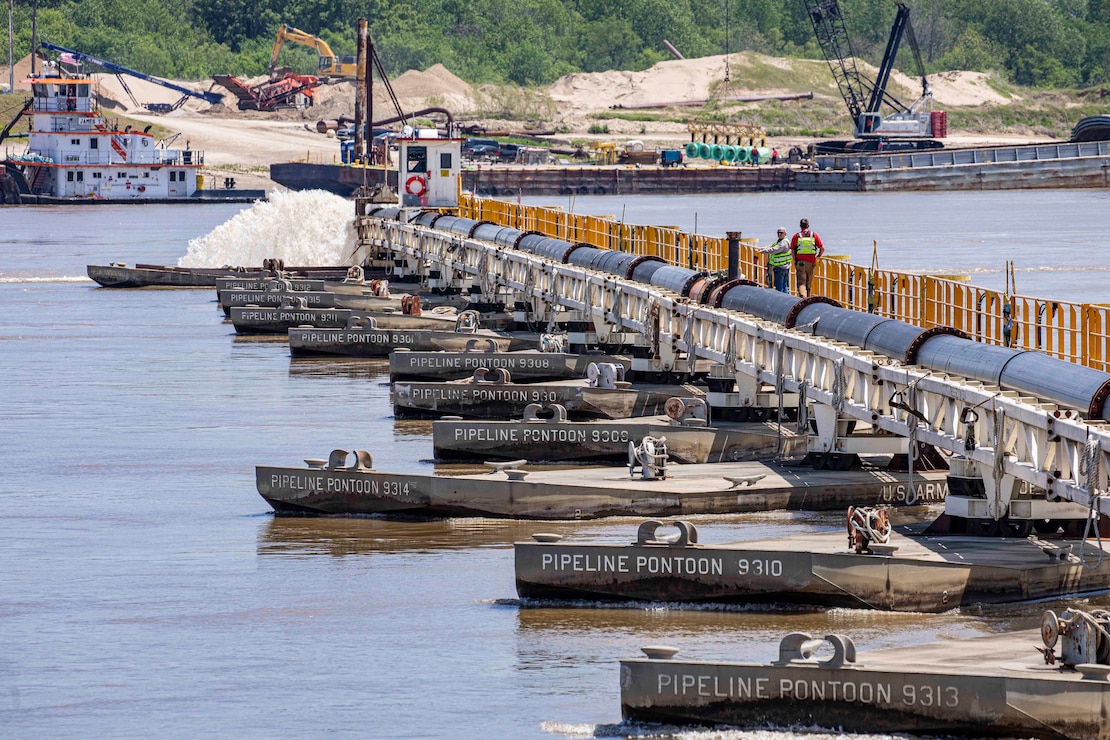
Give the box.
[2,190,1109,738]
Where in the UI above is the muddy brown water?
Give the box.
[3,195,1110,737]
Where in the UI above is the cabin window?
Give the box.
[77,84,89,97]
[407,146,427,173]
[178,171,186,181]
[169,171,176,182]
[71,138,80,145]
[90,138,98,150]
[76,172,84,182]
[440,152,452,169]
[143,172,150,178]
[92,172,102,179]
[66,172,74,182]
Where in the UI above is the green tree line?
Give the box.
[5,0,1110,89]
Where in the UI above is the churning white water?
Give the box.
[178,190,356,267]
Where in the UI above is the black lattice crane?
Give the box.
[803,0,942,141]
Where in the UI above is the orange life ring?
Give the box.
[405,175,427,197]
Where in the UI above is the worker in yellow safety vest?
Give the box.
[790,217,825,298]
[762,227,793,293]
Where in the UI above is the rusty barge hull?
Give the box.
[433,417,802,463]
[389,351,632,382]
[462,166,795,196]
[391,380,703,419]
[255,461,949,519]
[801,141,1110,192]
[87,264,347,289]
[515,526,1110,611]
[214,277,328,293]
[287,328,540,357]
[621,629,1110,739]
[212,272,406,293]
[270,161,794,196]
[269,162,397,196]
[218,289,404,314]
[229,306,498,335]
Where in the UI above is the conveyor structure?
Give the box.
[353,208,1110,528]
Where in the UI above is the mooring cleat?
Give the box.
[484,459,528,475]
[724,474,766,489]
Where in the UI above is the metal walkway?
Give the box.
[356,215,1110,519]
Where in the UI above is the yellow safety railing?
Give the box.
[459,197,1110,371]
[460,196,760,274]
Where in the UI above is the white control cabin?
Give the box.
[11,70,203,199]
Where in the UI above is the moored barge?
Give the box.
[621,616,1110,738]
[256,453,948,519]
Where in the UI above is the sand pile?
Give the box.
[93,71,217,112]
[890,69,1016,106]
[193,63,477,123]
[0,54,35,91]
[545,52,1015,121]
[549,55,729,116]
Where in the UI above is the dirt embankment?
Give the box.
[2,50,1033,191]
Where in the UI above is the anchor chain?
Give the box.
[991,409,1008,520]
[832,358,846,414]
[1079,437,1105,569]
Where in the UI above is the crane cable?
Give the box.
[867,240,879,314]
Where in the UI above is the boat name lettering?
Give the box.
[523,427,587,443]
[268,473,409,497]
[238,311,338,322]
[409,356,553,370]
[591,429,629,443]
[657,674,771,699]
[902,683,959,708]
[656,674,962,707]
[657,673,899,705]
[880,481,948,503]
[779,678,891,704]
[281,312,333,323]
[542,553,631,573]
[738,558,783,577]
[540,552,723,575]
[298,331,414,344]
[454,427,520,443]
[408,387,564,403]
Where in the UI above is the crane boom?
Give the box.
[867,4,911,114]
[39,42,224,107]
[804,0,868,121]
[802,0,940,141]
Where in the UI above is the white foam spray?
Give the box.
[178,190,357,267]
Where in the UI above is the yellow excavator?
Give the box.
[269,24,357,78]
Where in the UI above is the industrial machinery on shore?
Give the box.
[212,73,319,111]
[38,42,223,113]
[804,0,946,150]
[269,24,356,79]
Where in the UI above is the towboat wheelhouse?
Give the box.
[7,65,203,199]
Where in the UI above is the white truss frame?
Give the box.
[357,218,1110,517]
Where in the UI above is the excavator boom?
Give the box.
[269,24,356,78]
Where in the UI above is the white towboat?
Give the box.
[2,60,202,199]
